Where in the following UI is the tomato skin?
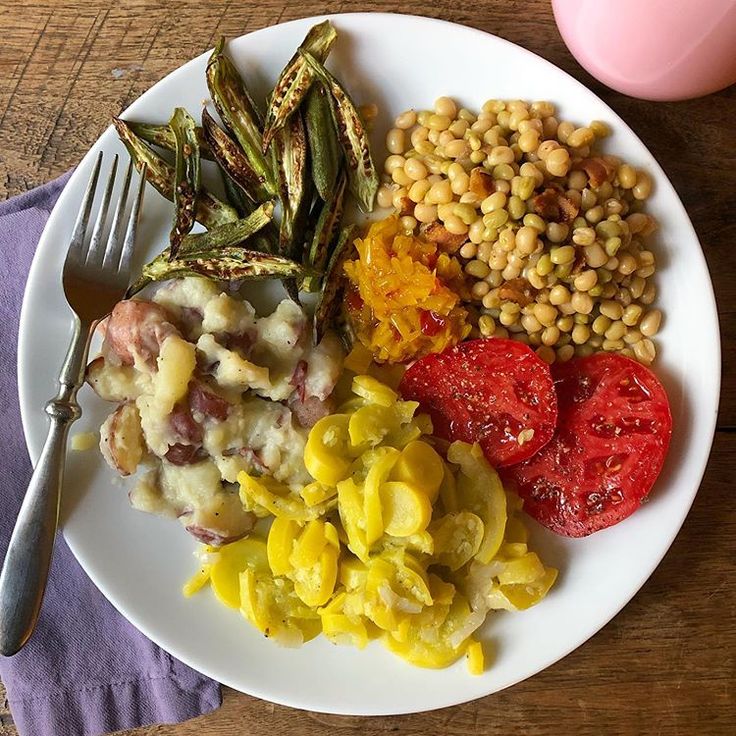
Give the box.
[501,353,672,537]
[398,338,558,467]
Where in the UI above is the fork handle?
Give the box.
[0,317,92,656]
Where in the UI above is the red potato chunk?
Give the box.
[184,487,257,546]
[189,382,230,422]
[162,385,231,465]
[179,476,258,546]
[85,356,145,402]
[129,468,256,545]
[99,403,146,476]
[103,300,179,366]
[185,511,256,546]
[169,404,204,445]
[165,444,208,466]
[288,394,334,429]
[286,360,332,428]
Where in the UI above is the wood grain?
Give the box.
[1,1,734,734]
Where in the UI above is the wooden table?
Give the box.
[1,1,734,734]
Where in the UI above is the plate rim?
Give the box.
[16,11,722,716]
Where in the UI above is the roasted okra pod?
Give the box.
[262,20,337,150]
[206,38,277,197]
[169,107,202,257]
[113,117,238,229]
[300,52,379,213]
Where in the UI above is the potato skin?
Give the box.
[86,356,144,402]
[99,403,146,476]
[103,300,178,366]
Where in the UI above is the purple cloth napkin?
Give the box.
[0,174,221,736]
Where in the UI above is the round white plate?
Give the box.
[18,12,720,716]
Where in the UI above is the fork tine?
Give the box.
[67,152,103,261]
[86,154,119,264]
[115,162,147,275]
[102,157,133,270]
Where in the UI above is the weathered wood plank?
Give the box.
[1,2,734,734]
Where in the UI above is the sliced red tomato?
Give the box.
[398,338,557,467]
[501,353,672,537]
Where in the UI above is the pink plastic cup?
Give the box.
[552,0,736,100]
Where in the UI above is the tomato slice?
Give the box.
[398,338,557,467]
[501,353,672,537]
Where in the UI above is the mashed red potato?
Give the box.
[87,277,344,545]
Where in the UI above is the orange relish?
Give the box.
[343,216,471,364]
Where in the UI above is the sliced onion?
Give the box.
[378,581,423,614]
[447,610,486,650]
[465,560,504,612]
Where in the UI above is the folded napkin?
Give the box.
[0,174,221,736]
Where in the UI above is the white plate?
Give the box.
[18,13,720,716]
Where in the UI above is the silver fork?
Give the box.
[0,152,146,656]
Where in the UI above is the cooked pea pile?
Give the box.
[376,97,662,365]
